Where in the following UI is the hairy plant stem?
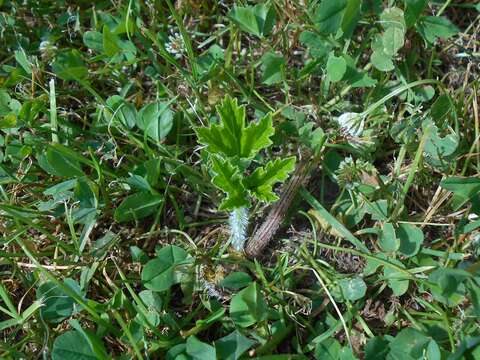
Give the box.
[229,206,249,251]
[245,157,317,258]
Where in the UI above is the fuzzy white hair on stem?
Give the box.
[229,207,249,251]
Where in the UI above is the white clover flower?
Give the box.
[468,213,479,221]
[337,112,364,137]
[165,32,185,59]
[39,40,57,53]
[198,264,225,300]
[39,40,57,60]
[203,280,224,300]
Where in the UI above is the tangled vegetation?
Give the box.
[1,0,480,359]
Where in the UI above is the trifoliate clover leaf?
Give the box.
[229,4,276,38]
[196,96,274,159]
[423,119,458,170]
[380,7,406,31]
[211,156,250,210]
[244,157,296,202]
[417,16,459,44]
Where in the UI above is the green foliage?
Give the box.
[378,222,399,252]
[141,245,190,292]
[260,52,285,85]
[114,192,163,222]
[243,157,296,202]
[229,3,276,38]
[339,277,366,301]
[370,7,406,72]
[326,53,347,82]
[45,145,84,177]
[196,96,274,159]
[197,95,295,210]
[230,282,268,327]
[385,265,410,296]
[52,329,107,360]
[105,95,136,129]
[1,0,479,358]
[440,177,480,211]
[186,335,216,360]
[219,271,252,290]
[423,119,459,169]
[211,155,249,210]
[51,50,88,81]
[83,31,103,52]
[215,330,256,360]
[417,16,459,44]
[313,0,348,35]
[397,223,424,257]
[36,278,83,323]
[137,101,174,142]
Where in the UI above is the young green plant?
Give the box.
[196,96,295,251]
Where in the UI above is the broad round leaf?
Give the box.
[37,278,82,323]
[215,331,255,360]
[339,277,367,301]
[382,27,404,56]
[417,16,459,43]
[314,0,347,34]
[105,95,136,129]
[51,50,87,81]
[102,25,121,57]
[83,31,103,52]
[137,102,173,142]
[229,4,276,38]
[315,338,341,360]
[46,146,84,178]
[230,282,267,327]
[326,54,347,82]
[371,50,394,71]
[114,192,163,223]
[388,328,431,358]
[52,331,97,360]
[397,223,424,257]
[378,222,399,253]
[219,272,252,290]
[365,336,390,360]
[380,7,406,30]
[428,268,470,306]
[138,289,163,326]
[384,267,409,296]
[260,52,285,85]
[141,245,189,292]
[186,336,216,360]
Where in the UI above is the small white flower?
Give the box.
[165,32,185,59]
[39,41,50,52]
[39,40,57,60]
[468,213,479,221]
[203,281,224,300]
[337,112,364,137]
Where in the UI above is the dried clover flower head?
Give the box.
[337,157,378,190]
